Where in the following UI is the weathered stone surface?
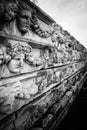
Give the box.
[0,0,87,130]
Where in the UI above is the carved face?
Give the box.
[51,30,59,42]
[8,54,25,73]
[17,10,31,34]
[5,2,18,21]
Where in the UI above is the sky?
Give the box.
[38,0,87,48]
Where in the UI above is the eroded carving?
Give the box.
[41,47,54,67]
[31,12,51,38]
[35,69,58,93]
[51,23,65,48]
[4,0,19,22]
[0,2,4,18]
[0,0,19,21]
[0,0,19,34]
[0,0,19,33]
[16,1,32,34]
[42,114,53,128]
[0,40,34,116]
[0,0,87,130]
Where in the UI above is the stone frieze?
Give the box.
[0,0,87,130]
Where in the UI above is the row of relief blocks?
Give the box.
[0,69,87,130]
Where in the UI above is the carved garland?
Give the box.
[31,13,51,38]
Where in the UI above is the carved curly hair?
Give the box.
[6,40,32,58]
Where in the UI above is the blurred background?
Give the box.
[38,0,87,48]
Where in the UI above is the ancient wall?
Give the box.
[0,0,87,130]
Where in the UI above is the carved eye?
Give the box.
[68,44,72,48]
[17,58,20,61]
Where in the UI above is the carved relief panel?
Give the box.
[0,0,87,130]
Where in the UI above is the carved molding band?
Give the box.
[0,0,87,130]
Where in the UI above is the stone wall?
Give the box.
[0,0,87,130]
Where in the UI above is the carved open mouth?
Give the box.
[16,65,23,69]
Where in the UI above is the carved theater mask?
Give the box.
[5,0,18,21]
[7,53,25,73]
[17,10,32,34]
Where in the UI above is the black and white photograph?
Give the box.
[0,0,87,130]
